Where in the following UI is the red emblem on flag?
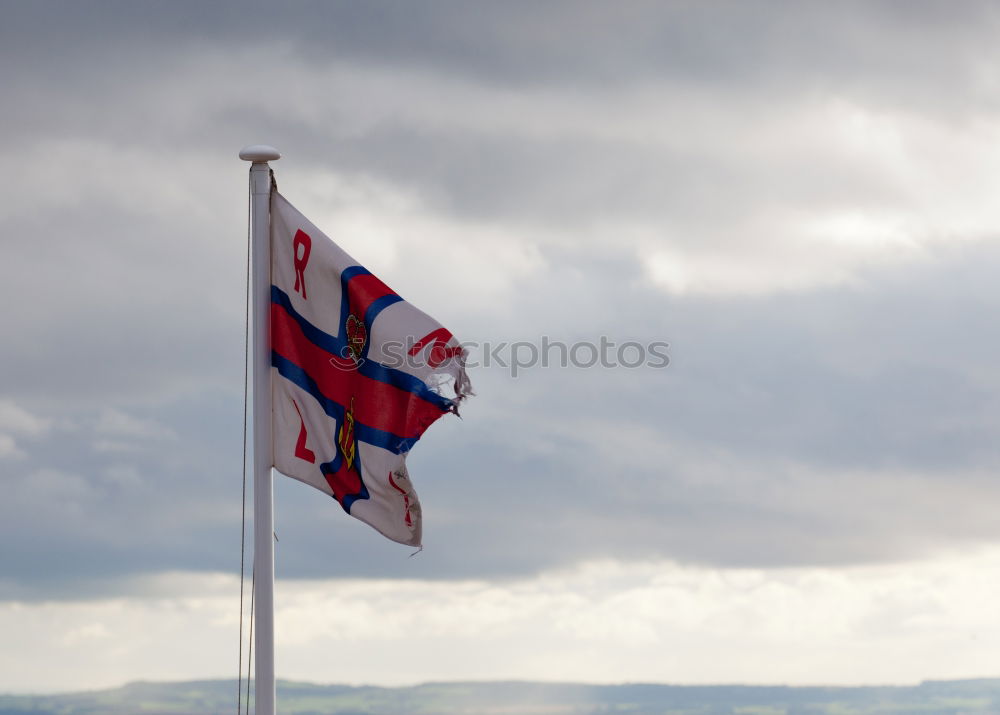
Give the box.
[345,313,366,362]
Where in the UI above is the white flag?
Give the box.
[269,191,471,546]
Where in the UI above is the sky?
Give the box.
[2,0,1000,694]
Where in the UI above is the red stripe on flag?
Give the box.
[325,463,362,503]
[346,273,395,317]
[271,303,446,439]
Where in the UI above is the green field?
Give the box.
[2,678,999,714]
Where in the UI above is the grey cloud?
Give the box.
[5,1,997,95]
[3,1,1000,599]
[4,243,1000,595]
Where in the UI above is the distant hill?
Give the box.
[2,677,999,714]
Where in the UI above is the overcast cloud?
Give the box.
[2,0,1000,691]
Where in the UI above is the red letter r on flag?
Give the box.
[293,229,312,299]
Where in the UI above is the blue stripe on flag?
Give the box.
[271,285,348,356]
[272,351,417,455]
[357,360,453,413]
[271,284,455,413]
[319,460,371,514]
[364,293,403,328]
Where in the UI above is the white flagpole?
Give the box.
[240,144,280,715]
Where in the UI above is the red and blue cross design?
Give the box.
[271,230,458,512]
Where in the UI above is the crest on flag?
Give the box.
[269,191,471,546]
[344,314,366,362]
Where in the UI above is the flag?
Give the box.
[269,191,471,546]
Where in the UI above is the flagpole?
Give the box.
[240,144,280,715]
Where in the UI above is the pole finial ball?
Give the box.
[240,145,281,162]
